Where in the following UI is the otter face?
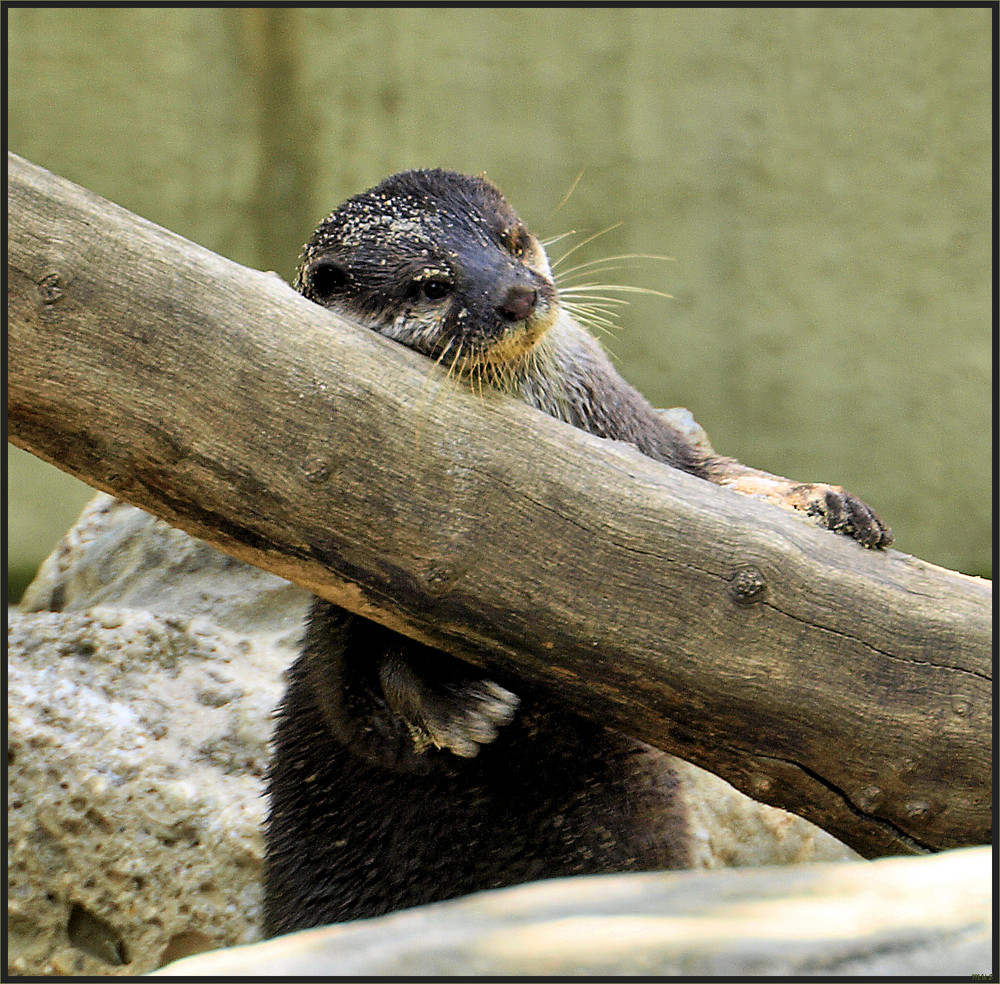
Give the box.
[296,169,558,370]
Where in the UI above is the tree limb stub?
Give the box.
[7,152,992,858]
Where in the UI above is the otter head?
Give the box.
[296,169,558,372]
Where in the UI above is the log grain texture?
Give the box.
[7,152,992,859]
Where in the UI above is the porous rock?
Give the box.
[8,493,855,975]
[8,495,310,976]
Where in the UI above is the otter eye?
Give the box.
[503,226,527,257]
[307,259,349,300]
[415,276,453,302]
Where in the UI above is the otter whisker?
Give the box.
[558,292,631,310]
[542,169,585,226]
[497,361,513,395]
[559,303,629,329]
[554,252,676,279]
[565,283,675,301]
[561,297,624,320]
[562,298,624,317]
[561,308,627,329]
[549,223,624,270]
[558,283,632,297]
[447,341,465,386]
[436,337,455,367]
[561,296,631,318]
[474,363,487,405]
[558,267,634,286]
[539,230,578,249]
[425,338,457,391]
[564,317,619,343]
[561,309,621,337]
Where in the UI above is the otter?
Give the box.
[263,169,891,936]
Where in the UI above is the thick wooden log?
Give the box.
[7,152,991,858]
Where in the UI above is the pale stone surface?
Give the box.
[154,847,993,977]
[674,758,855,869]
[8,494,854,975]
[19,493,310,645]
[8,495,311,976]
[6,604,298,976]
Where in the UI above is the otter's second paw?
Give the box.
[719,473,893,549]
[379,654,519,758]
[792,483,893,549]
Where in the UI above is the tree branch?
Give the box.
[7,151,991,858]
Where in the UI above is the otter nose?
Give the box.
[497,285,538,322]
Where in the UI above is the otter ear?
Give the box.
[304,258,349,301]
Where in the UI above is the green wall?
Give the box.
[7,7,991,600]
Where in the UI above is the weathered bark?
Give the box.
[7,152,992,858]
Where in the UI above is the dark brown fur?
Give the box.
[264,607,689,935]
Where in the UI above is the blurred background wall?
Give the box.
[7,7,991,602]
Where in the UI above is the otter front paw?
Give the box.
[303,603,520,772]
[718,473,893,549]
[380,653,519,758]
[793,483,893,549]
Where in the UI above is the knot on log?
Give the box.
[729,565,768,605]
[38,272,64,305]
[302,458,331,484]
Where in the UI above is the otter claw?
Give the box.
[416,679,520,758]
[380,655,519,758]
[806,486,893,549]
